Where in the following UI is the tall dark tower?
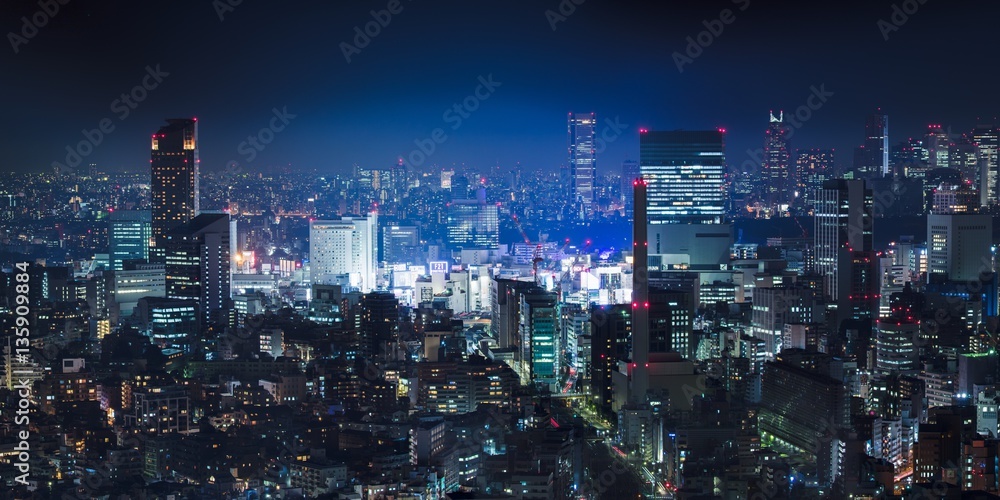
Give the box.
[151,118,199,262]
[863,111,889,178]
[630,177,649,401]
[762,111,792,209]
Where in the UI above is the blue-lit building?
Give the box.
[110,210,152,270]
[569,112,597,212]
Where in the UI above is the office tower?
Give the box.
[924,124,950,169]
[490,277,536,348]
[841,250,878,340]
[109,210,151,270]
[135,297,199,349]
[568,112,597,212]
[441,169,455,190]
[590,304,631,416]
[931,184,979,214]
[796,149,835,210]
[751,285,819,356]
[310,214,378,293]
[640,129,726,224]
[973,125,999,206]
[518,285,560,392]
[150,118,199,262]
[950,138,980,185]
[446,196,499,250]
[621,159,640,218]
[107,262,166,323]
[416,357,517,414]
[163,213,231,326]
[927,213,993,283]
[875,318,919,373]
[814,179,873,299]
[762,111,792,209]
[360,291,399,360]
[863,111,889,177]
[382,225,421,264]
[891,138,928,173]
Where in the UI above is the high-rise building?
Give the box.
[382,225,421,264]
[590,304,631,416]
[150,118,199,262]
[927,213,993,283]
[109,210,151,270]
[621,160,640,218]
[518,285,560,392]
[640,129,726,224]
[163,213,231,326]
[446,197,498,250]
[875,318,919,373]
[863,111,889,178]
[361,291,399,360]
[796,149,835,211]
[814,179,873,299]
[762,111,792,209]
[973,125,999,206]
[891,138,928,174]
[568,112,597,212]
[924,124,950,169]
[310,214,378,293]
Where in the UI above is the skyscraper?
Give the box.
[639,129,726,224]
[924,124,950,169]
[446,197,499,250]
[109,210,151,271]
[796,149,835,211]
[814,179,873,300]
[972,125,999,206]
[927,213,993,283]
[163,213,231,326]
[621,160,640,218]
[150,118,199,263]
[762,111,792,209]
[310,214,378,293]
[863,111,889,178]
[568,112,597,213]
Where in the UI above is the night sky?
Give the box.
[2,0,997,175]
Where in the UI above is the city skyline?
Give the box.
[7,3,1000,499]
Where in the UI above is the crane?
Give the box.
[512,214,544,285]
